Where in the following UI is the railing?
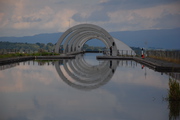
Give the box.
[117,50,136,57]
[102,49,136,57]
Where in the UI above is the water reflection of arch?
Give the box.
[55,54,119,90]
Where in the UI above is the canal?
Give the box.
[0,53,179,120]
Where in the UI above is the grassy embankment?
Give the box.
[167,78,180,120]
[167,78,180,101]
[0,52,59,59]
[149,56,180,64]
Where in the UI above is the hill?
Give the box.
[110,28,180,49]
[0,33,62,44]
[0,28,180,49]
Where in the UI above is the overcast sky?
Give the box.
[0,0,180,37]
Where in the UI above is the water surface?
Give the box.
[0,53,178,120]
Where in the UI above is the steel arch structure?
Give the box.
[55,24,118,56]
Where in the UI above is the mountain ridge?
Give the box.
[0,28,180,49]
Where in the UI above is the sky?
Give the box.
[0,0,180,37]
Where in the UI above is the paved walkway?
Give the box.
[97,56,180,72]
[144,57,180,68]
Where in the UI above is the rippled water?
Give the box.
[0,53,179,120]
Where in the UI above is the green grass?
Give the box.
[149,56,180,64]
[0,52,59,59]
[31,52,59,56]
[168,101,180,120]
[167,78,180,101]
[166,78,180,120]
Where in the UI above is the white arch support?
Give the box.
[55,23,133,56]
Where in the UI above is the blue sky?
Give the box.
[0,0,180,37]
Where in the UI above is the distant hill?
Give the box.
[0,28,180,49]
[0,33,62,44]
[110,28,180,49]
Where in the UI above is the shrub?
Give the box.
[168,78,180,101]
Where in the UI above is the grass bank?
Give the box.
[166,78,180,120]
[167,78,180,101]
[0,52,59,59]
[149,56,180,64]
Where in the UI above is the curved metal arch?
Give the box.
[73,33,110,52]
[73,33,113,52]
[73,31,110,49]
[55,23,118,56]
[77,36,109,52]
[69,28,113,52]
[63,28,101,53]
[64,28,112,53]
[68,32,109,52]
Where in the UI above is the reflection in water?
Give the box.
[55,54,119,90]
[169,101,180,120]
[0,63,19,70]
[168,73,180,81]
[1,53,180,120]
[168,77,180,120]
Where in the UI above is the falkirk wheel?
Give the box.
[55,24,133,56]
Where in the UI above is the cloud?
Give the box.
[99,0,180,10]
[0,0,180,36]
[153,13,180,29]
[21,17,42,23]
[0,13,7,28]
[54,0,66,4]
[72,13,85,22]
[72,10,110,22]
[88,10,110,22]
[11,6,54,29]
[8,116,29,120]
[0,13,4,21]
[14,0,25,16]
[41,9,76,31]
[9,3,76,31]
[99,1,180,31]
[13,22,31,29]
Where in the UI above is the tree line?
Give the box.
[0,41,106,54]
[0,42,54,54]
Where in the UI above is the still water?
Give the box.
[0,53,179,120]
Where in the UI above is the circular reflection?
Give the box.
[55,54,119,90]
